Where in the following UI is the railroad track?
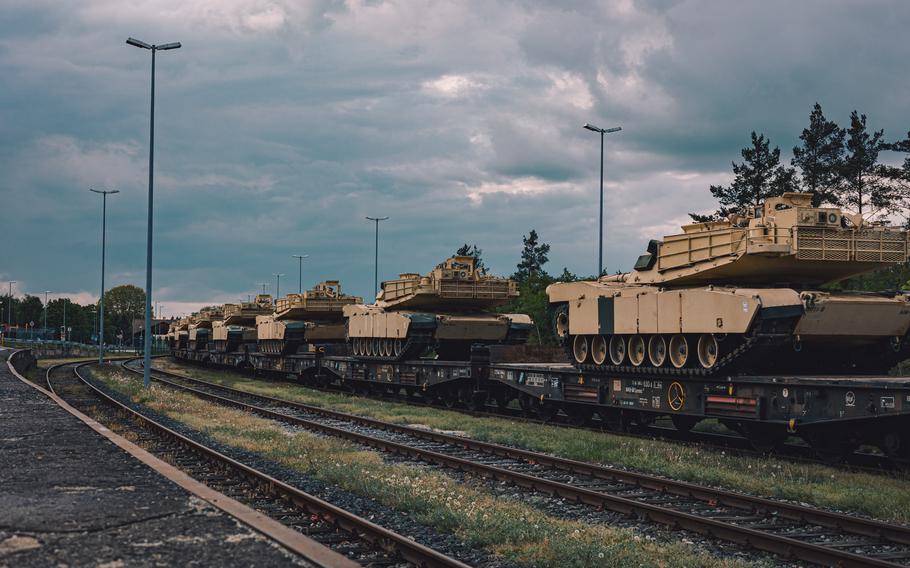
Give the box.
[123,358,910,568]
[47,361,470,568]
[172,355,902,473]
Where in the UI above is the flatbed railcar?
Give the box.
[172,346,910,459]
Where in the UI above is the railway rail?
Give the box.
[169,354,902,473]
[46,360,471,568]
[124,358,910,568]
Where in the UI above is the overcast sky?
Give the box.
[3,0,909,317]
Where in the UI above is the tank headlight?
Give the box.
[828,213,838,224]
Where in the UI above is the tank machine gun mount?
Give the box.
[548,193,910,376]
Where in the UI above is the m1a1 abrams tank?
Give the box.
[344,256,532,361]
[548,192,910,376]
[187,306,223,351]
[212,294,273,352]
[257,281,361,355]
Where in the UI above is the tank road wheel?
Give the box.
[352,338,360,356]
[590,335,608,365]
[648,335,667,367]
[609,335,626,365]
[669,334,689,368]
[628,335,646,367]
[697,334,719,369]
[372,338,381,357]
[382,339,392,357]
[393,339,404,358]
[572,335,589,364]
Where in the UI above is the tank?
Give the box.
[174,316,192,350]
[213,294,273,352]
[187,306,223,352]
[548,192,910,375]
[257,281,361,355]
[344,256,532,361]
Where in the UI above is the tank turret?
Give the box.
[258,282,361,355]
[548,193,910,375]
[345,256,531,361]
[623,192,907,287]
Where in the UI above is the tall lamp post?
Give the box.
[273,273,285,300]
[90,188,119,363]
[7,281,15,332]
[292,254,309,294]
[582,123,621,277]
[365,216,389,298]
[126,36,181,387]
[44,291,49,338]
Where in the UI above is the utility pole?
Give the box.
[365,216,389,298]
[583,123,622,277]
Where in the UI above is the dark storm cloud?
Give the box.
[2,0,909,315]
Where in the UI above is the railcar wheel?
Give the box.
[572,335,589,364]
[669,334,689,368]
[591,335,608,365]
[697,334,719,369]
[608,335,626,365]
[671,415,699,433]
[648,335,667,367]
[628,335,646,366]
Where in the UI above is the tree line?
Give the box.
[2,284,153,343]
[691,103,910,222]
[456,230,583,346]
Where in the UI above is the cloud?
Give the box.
[2,0,910,306]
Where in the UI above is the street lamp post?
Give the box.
[44,291,49,338]
[365,216,389,298]
[127,36,181,387]
[583,123,622,277]
[90,188,119,363]
[7,281,15,332]
[292,254,309,294]
[273,273,285,300]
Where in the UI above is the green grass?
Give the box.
[94,365,756,568]
[154,359,910,524]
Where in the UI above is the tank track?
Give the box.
[566,334,910,377]
[351,331,433,363]
[567,335,760,377]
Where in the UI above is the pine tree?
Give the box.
[791,102,845,206]
[455,243,485,273]
[690,132,797,221]
[836,111,890,216]
[513,230,550,283]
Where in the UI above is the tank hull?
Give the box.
[548,281,910,375]
[344,305,532,361]
[256,315,347,355]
